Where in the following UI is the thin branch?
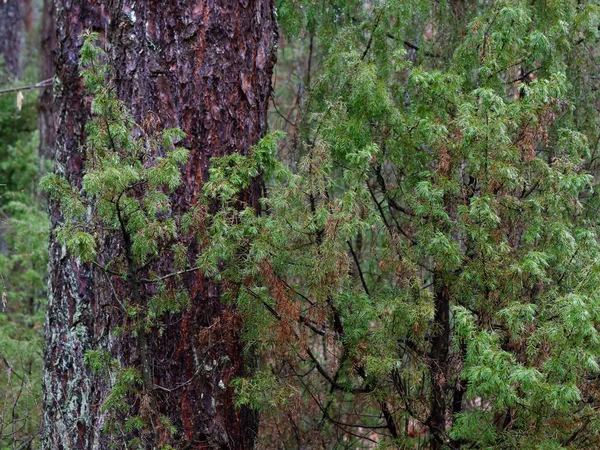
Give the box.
[139,266,202,283]
[386,33,441,58]
[254,290,370,394]
[375,165,414,217]
[248,288,326,337]
[91,260,123,277]
[293,368,386,442]
[270,94,294,127]
[0,78,53,95]
[361,9,384,60]
[153,368,201,393]
[347,240,370,296]
[0,352,24,382]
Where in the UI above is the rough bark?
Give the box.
[43,2,115,449]
[106,2,276,447]
[43,1,277,448]
[0,0,24,78]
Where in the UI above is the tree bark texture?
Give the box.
[43,3,109,449]
[43,1,277,449]
[106,1,277,447]
[0,0,25,78]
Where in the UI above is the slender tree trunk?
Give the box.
[43,1,277,448]
[0,0,24,79]
[0,0,25,256]
[427,277,451,450]
[38,0,56,166]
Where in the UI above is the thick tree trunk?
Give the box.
[43,1,277,448]
[105,1,276,448]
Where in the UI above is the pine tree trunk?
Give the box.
[43,1,277,448]
[43,4,108,449]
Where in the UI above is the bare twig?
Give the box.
[139,266,202,283]
[0,78,53,95]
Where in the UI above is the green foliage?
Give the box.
[230,370,297,412]
[201,0,600,448]
[41,32,190,329]
[43,31,189,269]
[0,16,48,449]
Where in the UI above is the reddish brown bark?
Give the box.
[107,0,277,444]
[43,1,276,448]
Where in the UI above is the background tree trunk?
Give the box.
[38,0,56,166]
[43,1,277,448]
[0,0,25,79]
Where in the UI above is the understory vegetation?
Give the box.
[0,2,47,446]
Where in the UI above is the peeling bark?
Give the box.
[43,1,277,448]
